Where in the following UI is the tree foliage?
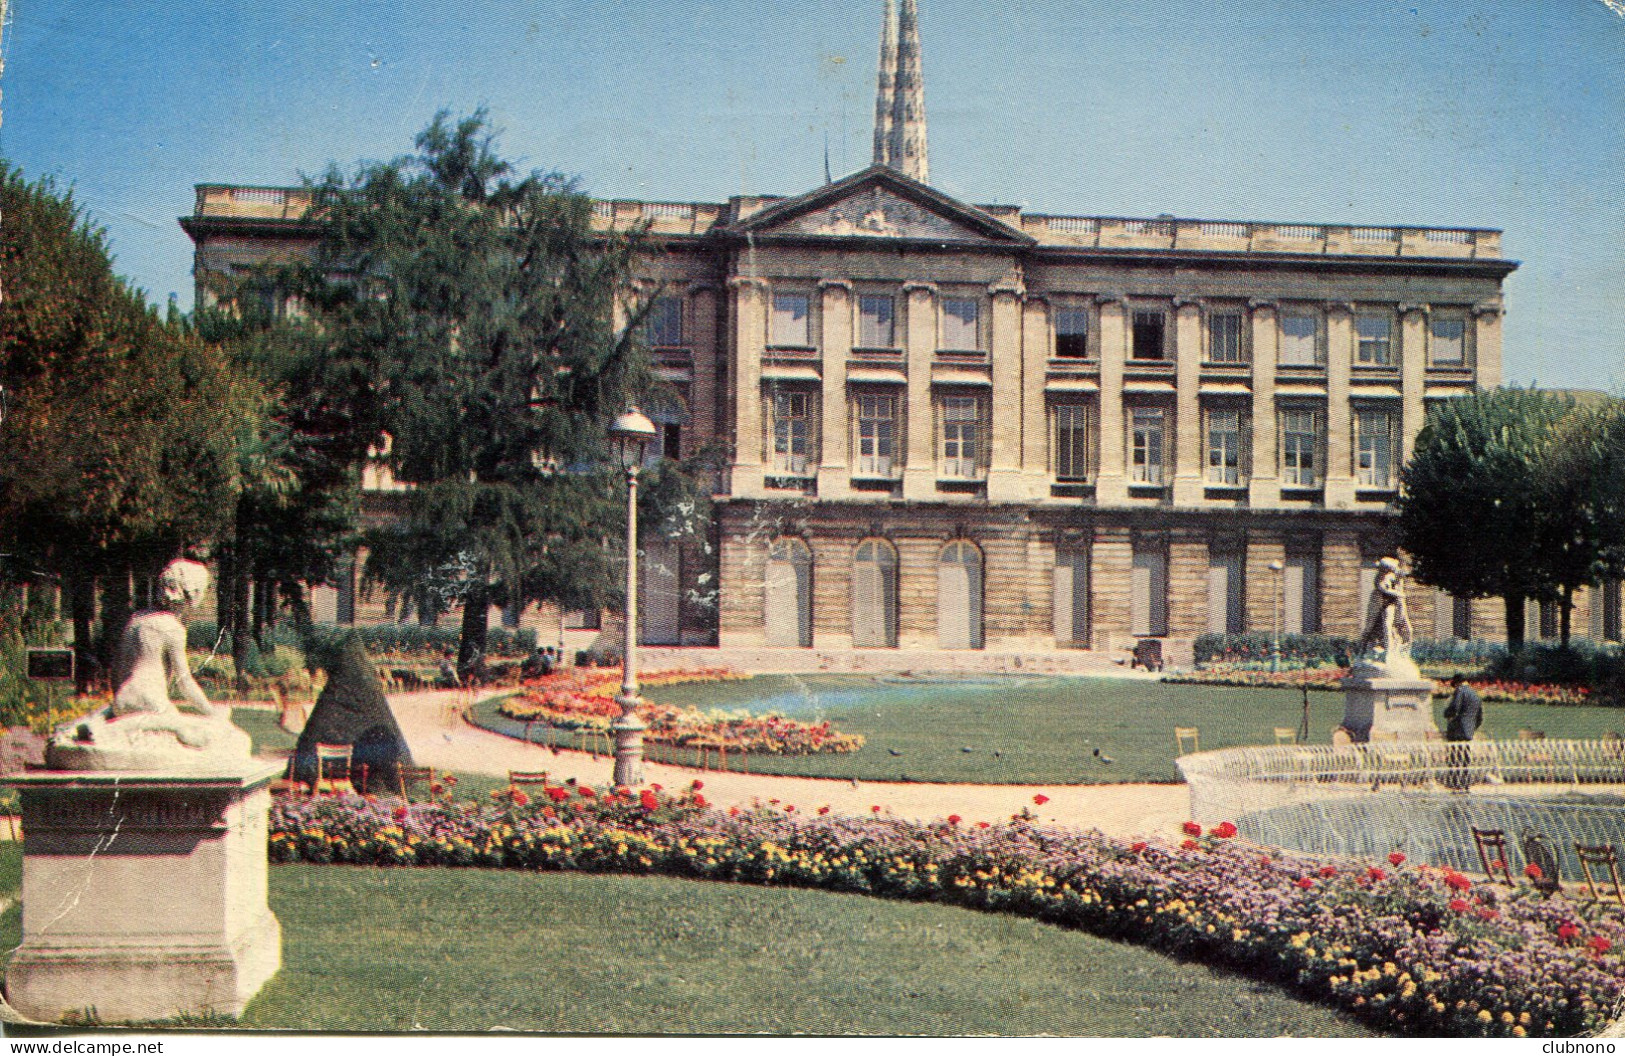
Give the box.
[0,164,263,687]
[291,112,660,672]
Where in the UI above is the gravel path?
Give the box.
[386,689,1191,840]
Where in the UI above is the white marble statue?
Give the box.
[1356,557,1419,678]
[47,559,252,772]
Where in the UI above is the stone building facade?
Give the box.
[178,2,1623,657]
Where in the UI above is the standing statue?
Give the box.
[47,559,251,771]
[1358,557,1414,671]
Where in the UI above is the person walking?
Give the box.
[1441,672,1483,791]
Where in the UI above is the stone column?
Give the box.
[1320,529,1364,636]
[1171,299,1204,505]
[729,278,768,497]
[1089,523,1133,650]
[987,283,1026,502]
[1095,297,1128,505]
[1247,301,1279,507]
[818,280,853,499]
[1168,528,1210,638]
[1473,303,1503,389]
[1323,302,1356,509]
[902,282,938,500]
[1020,297,1050,498]
[689,284,721,458]
[1244,531,1287,636]
[1399,304,1428,465]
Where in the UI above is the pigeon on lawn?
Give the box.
[1093,747,1115,764]
[888,748,904,757]
[961,746,974,753]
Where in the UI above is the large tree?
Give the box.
[1398,387,1576,649]
[0,165,261,688]
[292,112,656,674]
[1535,397,1625,646]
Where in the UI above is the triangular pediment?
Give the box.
[727,166,1033,246]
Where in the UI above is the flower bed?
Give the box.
[498,669,864,756]
[268,789,1624,1037]
[1168,667,1591,706]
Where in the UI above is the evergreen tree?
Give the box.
[292,112,656,675]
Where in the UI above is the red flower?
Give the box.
[1559,922,1580,942]
[769,798,780,806]
[430,783,445,795]
[650,783,663,792]
[578,786,596,799]
[783,804,795,813]
[1590,936,1613,955]
[1296,877,1315,889]
[640,790,659,811]
[1130,841,1148,853]
[1181,839,1200,851]
[1477,907,1499,921]
[393,806,409,822]
[1449,898,1470,912]
[817,806,830,816]
[871,805,882,813]
[1524,863,1544,881]
[1490,859,1506,872]
[1033,794,1050,806]
[728,806,741,817]
[511,789,530,807]
[691,780,704,791]
[1209,822,1238,839]
[1319,865,1337,879]
[692,794,708,808]
[443,775,458,786]
[946,814,962,826]
[1388,852,1406,867]
[1443,871,1471,892]
[1366,867,1386,882]
[1182,821,1203,838]
[976,821,991,829]
[546,786,570,803]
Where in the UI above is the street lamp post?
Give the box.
[1268,559,1285,673]
[607,408,658,788]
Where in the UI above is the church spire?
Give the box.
[871,0,929,183]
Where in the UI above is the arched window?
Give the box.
[765,538,813,647]
[852,539,899,648]
[937,540,984,650]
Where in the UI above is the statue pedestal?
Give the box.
[1339,661,1439,743]
[4,763,283,1023]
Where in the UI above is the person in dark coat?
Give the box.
[1441,672,1483,791]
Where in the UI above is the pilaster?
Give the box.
[1473,303,1503,389]
[1399,304,1429,465]
[817,280,853,499]
[1244,531,1287,637]
[1320,530,1364,636]
[987,283,1026,501]
[1021,297,1050,497]
[1171,299,1204,505]
[1168,528,1210,638]
[689,285,720,455]
[902,282,938,499]
[1095,297,1128,505]
[729,278,768,497]
[1246,301,1279,507]
[1324,302,1356,509]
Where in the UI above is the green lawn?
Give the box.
[242,864,1378,1037]
[622,675,1625,785]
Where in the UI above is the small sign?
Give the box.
[25,648,74,682]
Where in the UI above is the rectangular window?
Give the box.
[858,294,896,349]
[1131,309,1167,361]
[1355,409,1397,488]
[854,393,900,477]
[771,292,811,347]
[940,298,981,351]
[1052,404,1093,481]
[1279,313,1320,367]
[646,296,684,348]
[1280,409,1321,486]
[770,391,815,475]
[1054,307,1090,359]
[939,395,985,478]
[1206,408,1243,486]
[1130,407,1167,485]
[1207,312,1245,364]
[1354,313,1393,366]
[1430,316,1467,365]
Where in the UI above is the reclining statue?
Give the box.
[47,559,252,772]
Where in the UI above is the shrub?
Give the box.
[1410,639,1507,668]
[1194,633,1354,669]
[1488,642,1625,694]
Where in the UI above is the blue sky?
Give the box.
[3,0,1622,390]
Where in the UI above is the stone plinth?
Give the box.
[1340,662,1439,742]
[4,763,283,1023]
